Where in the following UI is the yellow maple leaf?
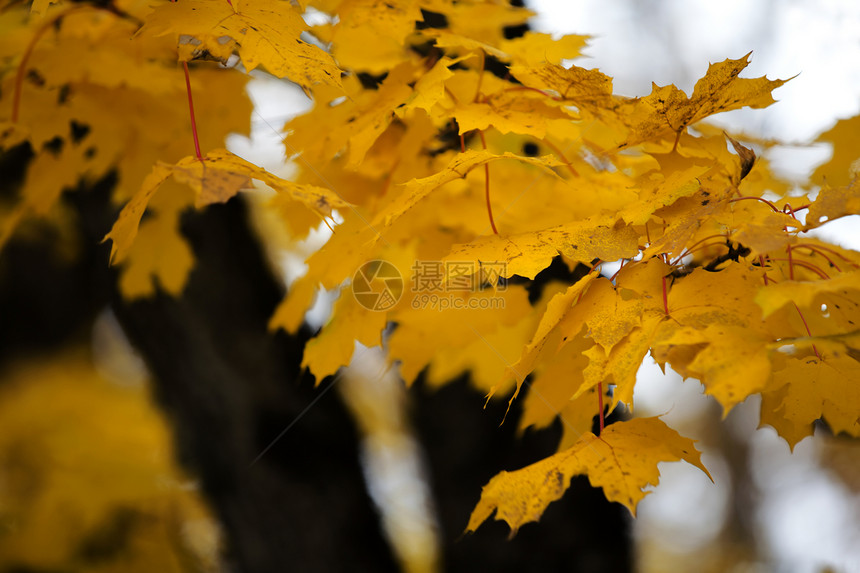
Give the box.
[172,155,253,208]
[372,149,562,229]
[667,262,767,330]
[466,417,711,536]
[811,114,860,186]
[503,260,664,414]
[580,314,665,411]
[559,259,667,353]
[140,0,342,91]
[300,240,418,380]
[804,179,860,230]
[102,162,172,265]
[499,32,589,68]
[510,63,613,106]
[759,380,810,450]
[301,289,389,381]
[770,353,860,442]
[454,91,574,139]
[402,56,458,114]
[755,271,860,318]
[647,262,795,412]
[504,272,598,395]
[104,149,348,265]
[642,191,724,260]
[655,323,772,413]
[269,217,383,337]
[419,29,509,59]
[387,286,534,389]
[420,0,532,47]
[345,62,415,166]
[571,258,669,400]
[517,331,593,435]
[117,180,195,299]
[328,0,422,73]
[726,208,798,256]
[618,53,788,148]
[268,272,320,334]
[442,218,640,282]
[621,151,712,226]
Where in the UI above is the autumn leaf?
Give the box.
[454,92,574,140]
[641,191,724,260]
[725,133,757,182]
[500,32,589,67]
[372,149,562,229]
[102,162,172,265]
[419,29,506,59]
[466,417,711,536]
[804,179,860,230]
[655,323,772,413]
[727,208,798,256]
[667,262,767,330]
[494,273,599,407]
[647,262,788,412]
[387,286,535,391]
[811,115,860,186]
[327,0,423,73]
[442,218,640,282]
[759,381,810,451]
[578,314,665,410]
[618,53,788,148]
[301,289,389,381]
[554,260,668,406]
[620,151,711,226]
[511,63,614,106]
[104,149,349,264]
[402,56,458,114]
[117,181,195,298]
[755,271,860,318]
[517,331,594,435]
[506,272,599,387]
[769,353,860,443]
[140,0,342,91]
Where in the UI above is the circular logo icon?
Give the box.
[352,260,403,311]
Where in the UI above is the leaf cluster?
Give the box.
[2,0,859,536]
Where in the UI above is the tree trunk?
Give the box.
[109,199,399,573]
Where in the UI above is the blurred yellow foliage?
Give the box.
[0,349,221,572]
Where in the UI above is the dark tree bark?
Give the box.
[108,200,400,573]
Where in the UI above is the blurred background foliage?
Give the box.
[0,346,222,572]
